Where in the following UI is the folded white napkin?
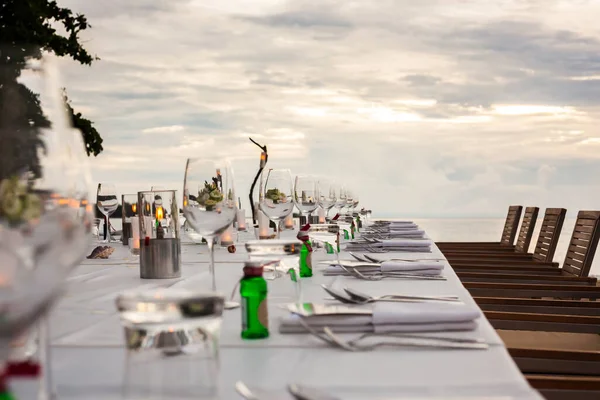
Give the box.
[380,260,444,273]
[388,224,419,231]
[279,302,480,334]
[383,229,425,237]
[323,264,442,276]
[376,239,432,248]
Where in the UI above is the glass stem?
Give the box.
[207,236,216,292]
[105,216,111,243]
[276,220,282,239]
[37,317,55,400]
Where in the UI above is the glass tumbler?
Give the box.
[245,239,302,303]
[116,289,225,399]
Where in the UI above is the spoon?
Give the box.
[235,381,261,399]
[343,287,461,303]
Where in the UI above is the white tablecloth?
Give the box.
[12,229,542,399]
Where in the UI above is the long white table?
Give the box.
[12,229,543,399]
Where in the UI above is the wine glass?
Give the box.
[183,158,236,300]
[0,47,93,399]
[335,185,348,216]
[344,188,354,216]
[96,183,118,242]
[317,179,337,220]
[293,175,318,223]
[259,169,294,239]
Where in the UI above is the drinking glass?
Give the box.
[183,158,236,296]
[116,289,224,399]
[259,169,293,239]
[335,185,348,216]
[96,183,118,242]
[121,194,138,247]
[293,175,318,222]
[0,46,93,399]
[307,224,341,264]
[317,179,337,219]
[344,188,354,216]
[245,239,302,303]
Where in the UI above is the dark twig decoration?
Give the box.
[248,137,268,224]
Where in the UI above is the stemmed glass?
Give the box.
[344,188,354,216]
[183,158,237,302]
[0,47,93,399]
[259,169,294,239]
[317,179,337,220]
[96,183,118,242]
[335,186,348,216]
[293,175,318,224]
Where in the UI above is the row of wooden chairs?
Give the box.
[437,206,600,400]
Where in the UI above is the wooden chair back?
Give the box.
[561,210,600,277]
[514,207,539,253]
[532,208,567,262]
[500,205,523,245]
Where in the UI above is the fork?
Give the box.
[296,318,488,351]
[322,328,489,351]
[339,265,446,281]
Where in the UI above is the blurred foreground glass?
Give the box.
[245,239,302,303]
[183,159,236,292]
[0,46,93,398]
[116,289,224,399]
[259,169,293,239]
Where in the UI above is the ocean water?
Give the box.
[104,217,600,276]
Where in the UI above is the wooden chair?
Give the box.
[436,205,522,249]
[526,374,600,400]
[453,210,600,282]
[445,207,563,261]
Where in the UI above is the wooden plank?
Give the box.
[484,311,600,324]
[562,264,582,277]
[474,297,600,307]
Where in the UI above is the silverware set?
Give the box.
[348,252,445,263]
[235,381,341,400]
[296,318,488,352]
[321,285,461,304]
[322,262,446,281]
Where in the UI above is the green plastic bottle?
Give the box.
[356,214,362,230]
[0,392,16,400]
[343,229,349,240]
[297,224,313,278]
[350,221,355,239]
[240,261,269,339]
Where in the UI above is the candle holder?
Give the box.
[137,190,181,279]
[121,194,138,246]
[236,209,247,231]
[220,223,235,246]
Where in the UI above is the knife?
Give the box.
[288,384,341,400]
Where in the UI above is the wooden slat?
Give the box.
[501,205,523,245]
[475,297,600,308]
[515,207,539,253]
[532,208,567,263]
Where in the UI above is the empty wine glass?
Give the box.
[335,185,348,216]
[344,188,354,216]
[293,175,318,223]
[183,158,236,302]
[317,179,337,220]
[96,183,118,242]
[0,46,93,399]
[259,169,293,239]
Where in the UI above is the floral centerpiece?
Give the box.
[197,178,223,211]
[265,188,286,204]
[0,176,42,225]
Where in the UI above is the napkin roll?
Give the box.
[280,302,480,334]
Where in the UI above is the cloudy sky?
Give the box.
[59,0,600,217]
